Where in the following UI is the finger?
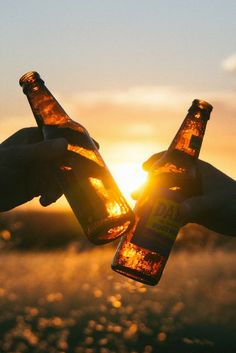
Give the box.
[142,151,165,171]
[131,184,146,200]
[27,161,63,206]
[1,127,43,146]
[131,189,140,200]
[5,138,68,166]
[40,187,63,207]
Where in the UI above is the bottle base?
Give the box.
[86,218,134,245]
[111,263,160,286]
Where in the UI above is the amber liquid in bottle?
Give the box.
[112,99,213,285]
[19,71,134,244]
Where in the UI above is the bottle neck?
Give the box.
[19,72,71,127]
[168,104,211,159]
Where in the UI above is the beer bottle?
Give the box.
[19,71,134,244]
[112,99,212,285]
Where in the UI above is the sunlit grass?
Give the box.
[0,248,235,352]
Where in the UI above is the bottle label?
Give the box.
[131,189,183,255]
[189,135,202,150]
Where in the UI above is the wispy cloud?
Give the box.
[61,87,236,178]
[65,86,236,141]
[222,53,236,73]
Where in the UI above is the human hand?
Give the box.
[142,152,236,237]
[0,128,101,211]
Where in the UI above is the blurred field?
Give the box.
[0,210,235,252]
[0,210,236,353]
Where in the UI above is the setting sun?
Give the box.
[110,162,147,207]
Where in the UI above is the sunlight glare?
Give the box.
[110,162,147,207]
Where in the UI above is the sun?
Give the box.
[109,162,147,207]
[32,162,148,212]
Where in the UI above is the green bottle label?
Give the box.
[131,189,183,255]
[146,197,181,238]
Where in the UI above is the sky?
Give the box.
[0,0,236,209]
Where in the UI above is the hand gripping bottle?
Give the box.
[112,99,212,285]
[19,71,134,244]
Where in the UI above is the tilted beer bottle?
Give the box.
[112,99,213,285]
[19,71,134,244]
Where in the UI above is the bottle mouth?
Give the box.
[19,71,44,87]
[192,99,213,112]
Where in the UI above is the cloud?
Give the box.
[63,86,211,140]
[63,86,236,142]
[222,53,236,73]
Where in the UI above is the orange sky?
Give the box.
[2,84,235,211]
[0,1,236,211]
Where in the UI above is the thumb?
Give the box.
[6,138,68,165]
[142,151,165,171]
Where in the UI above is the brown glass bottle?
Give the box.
[19,71,134,244]
[112,99,213,285]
